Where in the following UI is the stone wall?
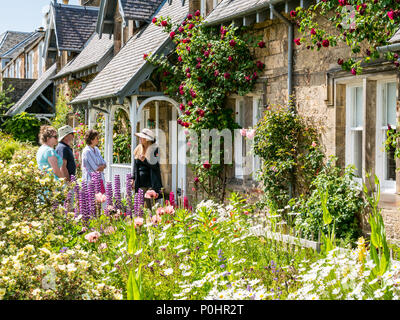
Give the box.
[2,78,36,104]
[219,14,400,243]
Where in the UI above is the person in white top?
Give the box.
[81,129,107,192]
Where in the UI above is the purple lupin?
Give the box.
[88,182,96,217]
[126,174,133,216]
[138,188,144,217]
[73,180,80,217]
[105,181,113,214]
[114,175,122,210]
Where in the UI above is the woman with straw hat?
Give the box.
[131,128,163,204]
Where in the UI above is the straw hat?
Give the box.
[135,128,155,142]
[58,125,75,142]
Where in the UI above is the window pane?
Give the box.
[387,82,397,126]
[385,129,396,181]
[355,87,363,127]
[353,130,363,178]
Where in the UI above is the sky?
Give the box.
[0,0,80,34]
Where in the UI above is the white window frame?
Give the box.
[38,42,44,77]
[252,96,263,181]
[235,97,245,179]
[345,84,364,185]
[9,64,14,78]
[376,79,397,193]
[27,51,34,78]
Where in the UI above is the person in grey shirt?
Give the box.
[81,129,107,193]
[56,125,76,182]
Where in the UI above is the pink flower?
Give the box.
[195,10,201,17]
[99,243,107,251]
[240,129,247,137]
[224,72,231,79]
[161,20,168,27]
[388,11,395,20]
[322,39,329,48]
[294,38,301,45]
[145,189,158,199]
[351,68,357,75]
[134,217,144,227]
[178,26,184,33]
[104,226,115,235]
[156,207,165,216]
[188,23,195,29]
[311,141,317,147]
[246,129,256,139]
[143,53,148,60]
[152,17,157,24]
[187,141,192,147]
[85,231,100,243]
[290,10,296,17]
[187,13,193,20]
[164,205,175,215]
[178,56,183,62]
[95,193,107,203]
[229,39,236,47]
[151,215,162,225]
[203,160,211,169]
[228,56,233,62]
[170,31,176,39]
[310,28,316,35]
[194,177,199,183]
[192,187,196,192]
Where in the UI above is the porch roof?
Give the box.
[71,0,189,107]
[53,33,114,83]
[6,63,57,116]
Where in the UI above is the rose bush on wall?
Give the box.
[291,1,400,75]
[146,11,264,201]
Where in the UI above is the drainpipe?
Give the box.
[269,4,294,111]
[269,4,295,200]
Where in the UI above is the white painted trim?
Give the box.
[376,79,397,193]
[235,97,245,179]
[252,96,262,180]
[345,83,364,186]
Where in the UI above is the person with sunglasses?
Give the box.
[36,125,64,180]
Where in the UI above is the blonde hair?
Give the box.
[134,140,156,160]
[39,125,58,145]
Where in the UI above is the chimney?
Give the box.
[80,0,101,6]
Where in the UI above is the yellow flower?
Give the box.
[0,288,6,299]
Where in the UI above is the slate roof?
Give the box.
[0,31,32,56]
[120,0,164,21]
[53,3,99,51]
[6,64,57,116]
[53,33,114,80]
[2,32,44,60]
[72,0,189,104]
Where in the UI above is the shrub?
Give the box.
[293,158,365,244]
[253,105,324,209]
[2,112,41,143]
[51,89,72,130]
[0,132,21,162]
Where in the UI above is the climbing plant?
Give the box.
[146,11,264,201]
[291,0,400,75]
